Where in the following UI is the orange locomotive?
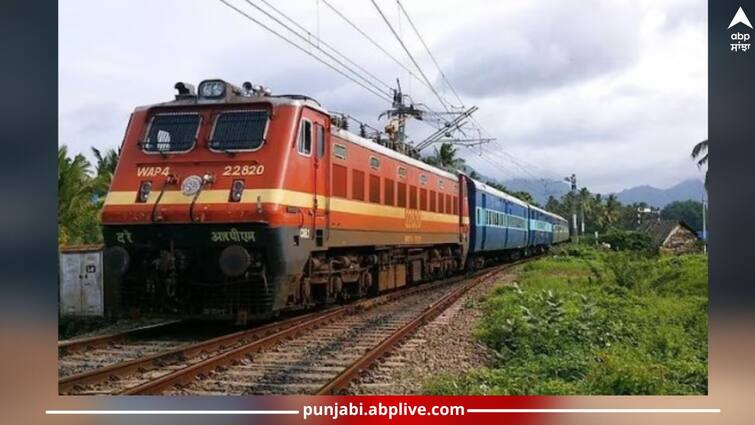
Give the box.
[102,79,469,321]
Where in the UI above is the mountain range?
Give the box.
[499,178,705,208]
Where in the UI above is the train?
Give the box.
[101,79,569,322]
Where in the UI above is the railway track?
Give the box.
[59,259,530,395]
[58,320,240,385]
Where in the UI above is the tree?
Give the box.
[91,147,119,203]
[691,139,708,186]
[594,194,622,232]
[424,142,466,170]
[661,200,703,231]
[513,191,535,205]
[58,145,103,245]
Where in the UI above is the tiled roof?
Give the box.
[636,220,697,246]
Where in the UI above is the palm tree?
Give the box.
[691,139,708,186]
[58,145,100,245]
[603,194,622,228]
[432,142,465,170]
[578,187,592,233]
[91,147,119,199]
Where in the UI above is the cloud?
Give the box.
[439,0,642,97]
[58,0,707,193]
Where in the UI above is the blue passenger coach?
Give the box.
[528,205,554,248]
[466,178,570,269]
[466,179,531,268]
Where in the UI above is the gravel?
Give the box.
[347,268,521,394]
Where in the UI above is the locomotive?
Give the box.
[101,79,569,322]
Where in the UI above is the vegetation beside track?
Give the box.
[427,244,708,395]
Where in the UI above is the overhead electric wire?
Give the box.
[242,0,392,99]
[319,0,435,96]
[256,0,394,93]
[221,0,551,192]
[395,0,465,109]
[369,0,455,113]
[217,0,392,103]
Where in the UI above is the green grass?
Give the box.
[426,245,708,395]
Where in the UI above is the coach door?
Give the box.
[311,116,329,247]
[297,109,329,247]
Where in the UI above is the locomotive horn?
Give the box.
[174,82,196,97]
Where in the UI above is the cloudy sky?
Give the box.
[59,0,707,193]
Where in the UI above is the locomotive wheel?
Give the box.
[360,271,376,296]
[330,276,343,303]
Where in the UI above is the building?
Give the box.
[637,220,701,255]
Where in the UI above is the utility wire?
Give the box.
[243,0,392,99]
[320,0,435,96]
[395,0,465,109]
[257,0,393,92]
[369,0,454,113]
[217,0,391,103]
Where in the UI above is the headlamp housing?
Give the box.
[198,80,227,99]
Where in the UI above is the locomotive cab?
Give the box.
[101,79,330,321]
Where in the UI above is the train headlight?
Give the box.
[198,80,226,98]
[181,175,203,196]
[229,179,244,202]
[137,181,152,203]
[219,245,252,277]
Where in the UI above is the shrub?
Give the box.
[427,250,708,395]
[601,228,655,252]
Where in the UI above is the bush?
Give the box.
[600,228,655,252]
[426,248,708,395]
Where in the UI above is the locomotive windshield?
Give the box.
[210,110,268,151]
[143,113,200,153]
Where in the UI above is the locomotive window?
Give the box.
[384,178,395,206]
[315,123,325,158]
[369,156,380,169]
[397,182,407,208]
[398,167,407,179]
[333,143,347,159]
[419,174,428,186]
[143,113,200,153]
[298,119,312,156]
[209,110,268,151]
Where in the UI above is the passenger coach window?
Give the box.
[210,110,268,151]
[298,119,312,155]
[143,113,200,153]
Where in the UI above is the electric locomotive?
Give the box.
[102,79,470,322]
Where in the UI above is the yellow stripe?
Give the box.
[104,189,467,224]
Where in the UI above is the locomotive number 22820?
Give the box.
[222,164,265,176]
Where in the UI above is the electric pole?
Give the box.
[565,174,578,243]
[702,193,707,254]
